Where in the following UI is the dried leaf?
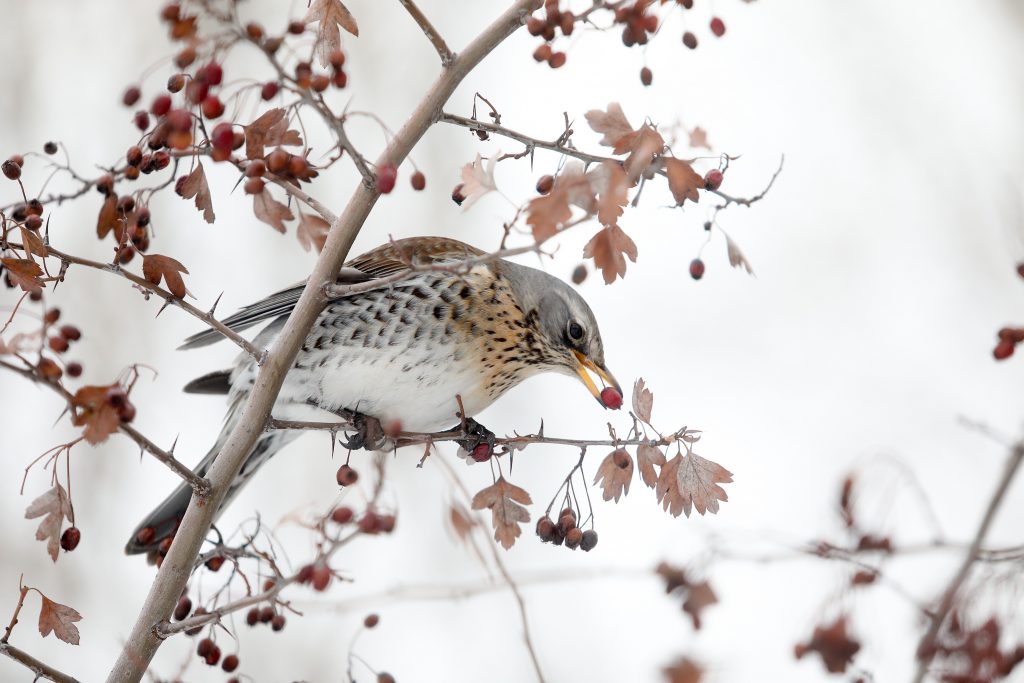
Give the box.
[632,378,654,422]
[795,617,861,674]
[297,212,330,252]
[71,384,122,445]
[245,108,303,160]
[20,227,48,257]
[588,162,629,227]
[142,254,189,298]
[664,158,703,205]
[688,126,711,151]
[585,103,635,151]
[178,162,215,223]
[724,233,754,275]
[583,225,637,284]
[96,194,119,239]
[471,477,532,550]
[449,501,475,542]
[304,0,359,68]
[0,331,37,356]
[682,580,718,629]
[1,258,44,291]
[637,443,666,489]
[656,452,733,517]
[526,190,571,243]
[623,125,665,181]
[459,153,498,209]
[663,657,704,683]
[38,594,81,645]
[253,191,294,233]
[593,449,633,502]
[25,485,72,562]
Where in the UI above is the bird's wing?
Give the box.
[178,237,483,350]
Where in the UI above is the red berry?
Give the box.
[451,183,466,205]
[271,614,286,631]
[564,527,584,549]
[378,514,397,533]
[174,596,192,621]
[60,527,81,551]
[197,638,213,658]
[205,555,225,572]
[222,654,239,672]
[336,464,359,486]
[580,529,598,551]
[378,674,395,683]
[311,565,332,591]
[640,66,653,86]
[24,215,42,231]
[332,70,348,88]
[364,613,380,628]
[202,61,223,86]
[527,17,544,35]
[201,95,224,119]
[689,258,705,280]
[536,174,554,194]
[533,44,553,62]
[682,31,698,49]
[167,73,185,93]
[376,165,398,194]
[205,645,221,667]
[358,511,380,534]
[471,443,492,462]
[258,606,275,623]
[994,339,1016,360]
[710,17,726,37]
[2,159,21,181]
[703,168,723,191]
[133,111,151,131]
[535,517,557,542]
[43,141,58,155]
[151,95,172,116]
[37,358,62,381]
[59,325,81,341]
[49,336,69,353]
[66,362,83,378]
[548,51,567,69]
[211,122,234,151]
[261,82,280,100]
[600,386,623,410]
[288,20,306,34]
[244,178,265,195]
[331,506,354,524]
[123,86,141,107]
[612,448,631,469]
[1017,263,1024,279]
[245,607,259,626]
[410,170,426,191]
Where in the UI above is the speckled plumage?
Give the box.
[125,237,616,555]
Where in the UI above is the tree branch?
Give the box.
[106,3,542,682]
[0,643,82,683]
[398,0,455,65]
[911,439,1024,682]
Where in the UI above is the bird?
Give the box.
[125,236,619,556]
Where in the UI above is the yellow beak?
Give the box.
[572,349,621,406]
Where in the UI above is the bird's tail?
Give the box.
[124,407,297,556]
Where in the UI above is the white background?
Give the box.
[2,1,1023,681]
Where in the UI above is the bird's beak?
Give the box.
[572,350,621,406]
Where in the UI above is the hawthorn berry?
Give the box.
[331,506,354,524]
[222,654,239,672]
[533,44,552,62]
[196,638,214,658]
[710,17,726,37]
[471,443,492,462]
[211,123,234,151]
[25,215,42,231]
[258,606,275,623]
[175,46,197,68]
[66,362,83,378]
[527,17,544,36]
[451,183,466,205]
[557,508,577,535]
[183,612,203,636]
[682,31,698,49]
[536,174,554,194]
[297,564,315,584]
[60,527,81,551]
[612,448,630,469]
[246,607,259,626]
[271,614,286,631]
[311,74,331,92]
[994,340,1015,360]
[378,674,396,683]
[202,61,223,86]
[246,22,264,40]
[364,613,380,628]
[1017,263,1024,279]
[580,529,599,551]
[703,168,723,191]
[311,565,332,591]
[287,155,309,178]
[571,264,587,285]
[640,66,653,86]
[49,336,69,353]
[376,165,398,194]
[151,95,172,117]
[378,514,397,533]
[44,308,61,324]
[359,511,380,534]
[332,70,348,88]
[60,325,81,341]
[205,555,225,572]
[548,51,567,69]
[266,149,289,174]
[244,178,265,195]
[564,527,584,549]
[288,20,306,34]
[205,645,221,667]
[153,151,171,169]
[689,258,705,280]
[123,86,142,107]
[411,170,426,191]
[160,4,181,22]
[167,73,185,93]
[245,160,266,178]
[535,516,557,542]
[133,111,151,131]
[126,146,143,167]
[174,596,192,621]
[2,159,21,180]
[43,141,58,155]
[201,95,225,119]
[136,207,151,227]
[261,82,280,100]
[37,358,62,380]
[336,464,359,486]
[600,386,623,410]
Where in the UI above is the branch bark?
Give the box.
[0,642,82,683]
[105,3,541,681]
[398,0,455,65]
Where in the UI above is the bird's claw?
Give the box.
[339,411,386,451]
[454,418,496,457]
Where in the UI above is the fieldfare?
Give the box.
[126,236,619,555]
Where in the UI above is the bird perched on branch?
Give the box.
[125,237,619,556]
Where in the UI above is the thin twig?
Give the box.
[398,0,455,65]
[441,111,613,167]
[0,643,83,683]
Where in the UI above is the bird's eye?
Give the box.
[567,321,584,341]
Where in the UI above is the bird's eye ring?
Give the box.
[567,321,584,341]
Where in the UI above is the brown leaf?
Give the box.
[583,225,637,284]
[296,212,330,252]
[526,190,571,243]
[664,158,703,205]
[20,227,48,257]
[593,449,633,502]
[656,452,733,517]
[682,580,718,629]
[142,254,189,298]
[25,485,71,562]
[96,194,119,239]
[632,378,654,422]
[449,501,475,542]
[254,191,294,233]
[623,125,665,181]
[471,477,532,550]
[304,0,359,68]
[38,593,82,645]
[637,443,666,489]
[178,162,215,223]
[71,384,122,445]
[725,233,755,275]
[662,657,704,683]
[588,162,629,227]
[459,153,498,209]
[585,102,635,151]
[795,617,861,674]
[688,126,711,151]
[1,258,44,291]
[245,108,303,160]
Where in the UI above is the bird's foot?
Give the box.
[454,418,496,462]
[339,411,386,451]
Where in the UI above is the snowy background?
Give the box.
[2,1,1024,681]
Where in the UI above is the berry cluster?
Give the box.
[923,614,1024,682]
[245,604,287,632]
[527,1,573,68]
[615,2,659,48]
[994,327,1024,360]
[535,507,598,551]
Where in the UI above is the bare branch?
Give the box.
[0,642,83,683]
[398,0,455,65]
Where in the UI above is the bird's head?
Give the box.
[503,261,621,408]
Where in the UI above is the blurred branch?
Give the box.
[912,439,1024,682]
[441,111,613,166]
[0,643,82,683]
[398,0,455,65]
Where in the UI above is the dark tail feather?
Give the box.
[124,432,293,556]
[183,370,232,395]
